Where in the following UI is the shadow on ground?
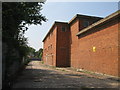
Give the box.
[12,61,119,88]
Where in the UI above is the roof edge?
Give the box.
[68,14,103,24]
[42,21,68,42]
[76,10,120,36]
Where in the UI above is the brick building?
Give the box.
[42,10,120,76]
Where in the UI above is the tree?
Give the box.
[35,48,43,59]
[2,2,47,88]
[3,2,47,45]
[2,2,47,60]
[27,46,36,58]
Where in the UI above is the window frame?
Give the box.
[61,26,66,32]
[83,20,89,27]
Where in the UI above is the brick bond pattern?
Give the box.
[43,11,119,76]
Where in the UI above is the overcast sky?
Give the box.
[24,1,119,51]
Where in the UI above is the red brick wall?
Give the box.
[69,18,99,68]
[69,19,79,68]
[43,26,57,66]
[118,21,120,76]
[75,19,119,76]
[43,22,70,67]
[56,23,70,67]
[43,14,119,76]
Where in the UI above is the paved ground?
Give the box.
[12,61,120,88]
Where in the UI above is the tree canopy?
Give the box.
[2,2,47,88]
[2,2,47,58]
[35,48,43,59]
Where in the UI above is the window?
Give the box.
[83,21,89,27]
[48,46,50,50]
[51,44,52,48]
[48,45,52,50]
[61,27,66,32]
[44,48,47,52]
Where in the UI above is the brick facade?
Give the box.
[43,10,120,76]
[77,20,119,76]
[43,22,70,67]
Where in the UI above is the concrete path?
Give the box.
[12,61,119,88]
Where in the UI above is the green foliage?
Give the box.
[3,2,47,45]
[27,46,36,58]
[28,47,36,53]
[2,2,47,84]
[35,48,43,59]
[41,61,44,64]
[2,2,46,59]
